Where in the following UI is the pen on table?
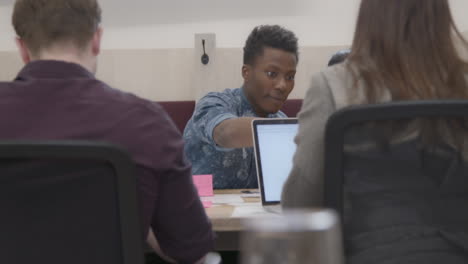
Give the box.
[241,190,260,194]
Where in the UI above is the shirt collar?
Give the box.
[240,86,255,112]
[15,60,95,81]
[240,86,280,118]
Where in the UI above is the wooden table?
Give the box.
[203,189,277,251]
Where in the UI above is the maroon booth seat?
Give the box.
[157,99,303,133]
[157,101,196,133]
[281,99,303,118]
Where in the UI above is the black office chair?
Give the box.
[0,141,145,264]
[323,100,468,263]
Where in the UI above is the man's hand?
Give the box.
[147,229,176,263]
[147,229,211,264]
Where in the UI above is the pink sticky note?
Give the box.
[202,200,213,208]
[193,174,214,197]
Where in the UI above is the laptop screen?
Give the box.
[253,119,299,204]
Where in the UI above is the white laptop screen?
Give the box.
[253,119,298,204]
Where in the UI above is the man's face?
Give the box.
[243,47,297,117]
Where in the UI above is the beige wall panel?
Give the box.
[0,45,367,102]
[0,46,349,101]
[293,46,348,99]
[0,52,22,81]
[97,49,195,101]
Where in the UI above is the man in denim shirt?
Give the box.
[184,25,299,189]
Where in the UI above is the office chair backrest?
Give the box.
[323,100,468,261]
[0,141,144,264]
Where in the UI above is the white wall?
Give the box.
[100,0,360,49]
[1,0,466,51]
[0,0,359,50]
[0,5,14,51]
[102,0,468,49]
[1,0,468,101]
[100,0,468,50]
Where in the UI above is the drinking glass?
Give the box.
[240,209,343,264]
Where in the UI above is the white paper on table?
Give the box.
[201,194,244,204]
[241,193,260,198]
[231,205,278,218]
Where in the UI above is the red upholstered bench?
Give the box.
[157,101,196,133]
[281,99,303,117]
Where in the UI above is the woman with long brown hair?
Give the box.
[282,0,468,262]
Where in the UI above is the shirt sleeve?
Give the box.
[281,72,336,208]
[191,92,239,151]
[134,102,215,263]
[151,139,215,263]
[277,111,288,118]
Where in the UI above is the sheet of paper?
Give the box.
[192,174,214,197]
[202,200,213,208]
[201,194,244,204]
[231,205,278,218]
[241,193,260,198]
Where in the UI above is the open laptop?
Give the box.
[252,118,299,213]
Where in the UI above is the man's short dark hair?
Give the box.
[328,49,350,66]
[12,0,101,56]
[243,25,299,65]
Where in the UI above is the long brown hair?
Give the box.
[347,0,468,151]
[348,0,468,103]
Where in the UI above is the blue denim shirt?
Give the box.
[183,88,287,189]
